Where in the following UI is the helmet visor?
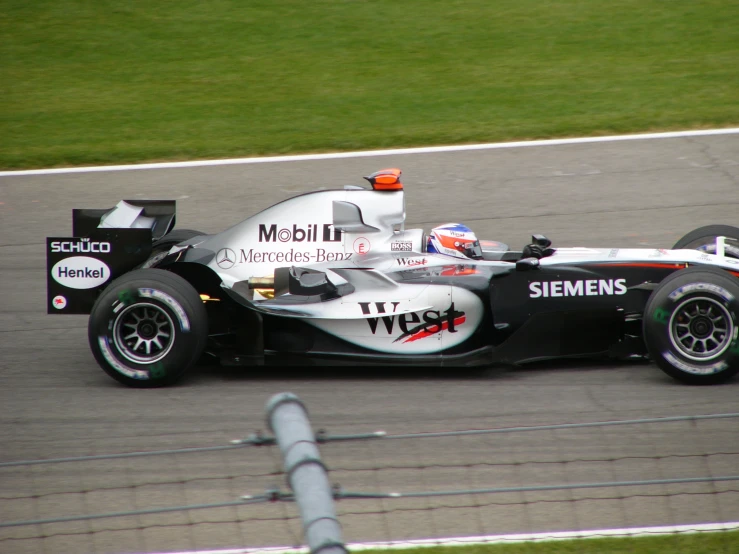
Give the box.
[465,240,483,259]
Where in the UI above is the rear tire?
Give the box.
[643,266,739,385]
[673,225,739,258]
[88,269,208,387]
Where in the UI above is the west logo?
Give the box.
[396,257,428,267]
[529,279,628,298]
[258,223,341,243]
[360,302,466,343]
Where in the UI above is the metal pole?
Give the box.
[266,393,347,554]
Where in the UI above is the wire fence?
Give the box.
[1,406,738,554]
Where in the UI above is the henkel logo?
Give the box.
[52,256,110,289]
[258,223,341,243]
[50,238,111,253]
[359,302,466,343]
[529,279,627,298]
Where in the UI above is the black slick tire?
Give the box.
[643,266,739,385]
[88,269,208,387]
[673,225,739,258]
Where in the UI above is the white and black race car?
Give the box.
[47,169,739,387]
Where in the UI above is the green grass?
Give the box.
[360,530,739,554]
[1,1,738,169]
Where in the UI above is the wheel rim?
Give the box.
[113,302,175,364]
[668,296,733,361]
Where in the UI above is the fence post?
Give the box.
[266,392,347,554]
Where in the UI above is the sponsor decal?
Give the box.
[608,248,619,258]
[98,336,149,380]
[362,302,466,343]
[258,223,341,243]
[354,237,371,255]
[216,248,236,269]
[138,288,190,331]
[529,279,627,298]
[50,238,111,254]
[52,256,110,290]
[668,282,734,302]
[391,241,413,252]
[648,248,669,258]
[239,248,353,264]
[396,257,428,267]
[448,230,465,238]
[148,361,167,378]
[662,351,727,375]
[359,301,401,315]
[52,295,67,309]
[653,307,670,324]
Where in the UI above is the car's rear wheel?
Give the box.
[672,225,739,258]
[643,266,739,385]
[88,269,208,387]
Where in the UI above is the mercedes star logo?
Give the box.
[216,248,236,269]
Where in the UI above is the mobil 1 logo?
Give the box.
[259,223,341,243]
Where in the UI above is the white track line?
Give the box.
[3,128,739,177]
[151,521,739,554]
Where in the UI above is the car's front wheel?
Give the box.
[88,269,208,387]
[673,224,739,258]
[643,266,739,385]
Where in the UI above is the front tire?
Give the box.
[673,225,739,258]
[643,267,739,384]
[88,269,208,387]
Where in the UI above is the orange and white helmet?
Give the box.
[427,224,483,260]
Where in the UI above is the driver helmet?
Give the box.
[427,223,483,260]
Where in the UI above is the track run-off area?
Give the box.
[1,129,738,553]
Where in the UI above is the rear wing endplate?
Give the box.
[46,200,176,315]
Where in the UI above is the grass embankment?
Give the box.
[1,0,737,169]
[360,530,739,554]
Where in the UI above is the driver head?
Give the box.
[427,223,483,260]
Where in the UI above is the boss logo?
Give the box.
[391,241,412,251]
[50,239,111,253]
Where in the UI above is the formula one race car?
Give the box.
[47,169,739,387]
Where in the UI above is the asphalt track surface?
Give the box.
[1,134,739,553]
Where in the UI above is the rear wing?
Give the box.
[47,200,176,315]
